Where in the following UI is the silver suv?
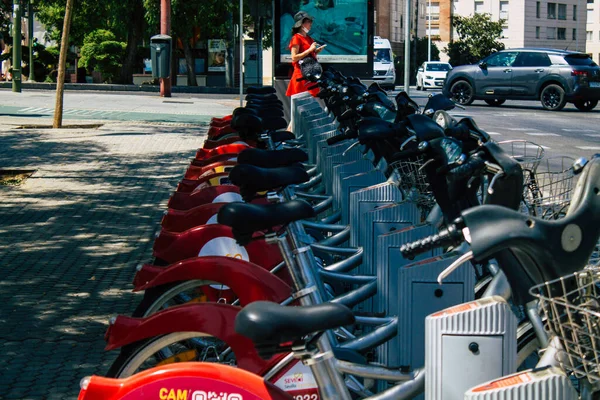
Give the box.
[442,48,600,111]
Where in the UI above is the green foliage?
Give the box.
[79,29,126,82]
[444,14,505,66]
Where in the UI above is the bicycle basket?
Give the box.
[530,267,600,384]
[389,156,435,211]
[498,140,545,174]
[523,156,576,220]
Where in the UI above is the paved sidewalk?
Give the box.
[0,117,212,399]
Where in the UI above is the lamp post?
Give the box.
[12,0,22,92]
[28,0,33,81]
[427,0,431,61]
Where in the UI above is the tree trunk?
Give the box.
[119,0,145,84]
[182,36,197,86]
[53,0,75,128]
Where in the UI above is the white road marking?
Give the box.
[524,132,560,136]
[486,132,502,136]
[562,128,596,132]
[507,127,538,131]
[576,146,600,150]
[584,134,600,138]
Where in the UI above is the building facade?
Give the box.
[449,0,587,60]
[586,0,600,63]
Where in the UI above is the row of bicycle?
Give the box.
[78,72,600,400]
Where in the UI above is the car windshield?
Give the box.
[564,55,598,67]
[374,49,392,62]
[426,63,451,72]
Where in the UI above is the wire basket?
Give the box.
[530,267,600,384]
[522,156,576,220]
[389,156,436,212]
[498,140,546,174]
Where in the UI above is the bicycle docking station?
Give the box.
[294,94,484,395]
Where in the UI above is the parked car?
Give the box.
[416,62,452,90]
[442,48,600,111]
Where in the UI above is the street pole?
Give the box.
[404,0,411,94]
[427,0,431,61]
[28,0,33,81]
[160,0,171,97]
[53,0,74,128]
[239,0,243,107]
[12,0,22,92]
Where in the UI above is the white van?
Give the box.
[373,36,396,90]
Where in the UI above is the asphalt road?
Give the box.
[395,88,600,164]
[0,87,598,164]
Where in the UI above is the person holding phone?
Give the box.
[286,11,327,97]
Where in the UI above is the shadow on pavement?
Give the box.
[0,124,205,399]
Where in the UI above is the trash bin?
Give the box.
[150,34,172,79]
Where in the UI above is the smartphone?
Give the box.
[316,44,327,51]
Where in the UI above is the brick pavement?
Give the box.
[0,119,207,399]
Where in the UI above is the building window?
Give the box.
[557,27,566,39]
[548,3,556,19]
[573,5,577,20]
[499,1,509,20]
[547,27,557,39]
[587,30,593,40]
[475,1,484,14]
[427,2,440,20]
[536,26,541,39]
[588,0,594,3]
[536,2,541,18]
[501,28,509,38]
[588,8,594,23]
[558,4,567,19]
[573,28,577,40]
[427,27,441,36]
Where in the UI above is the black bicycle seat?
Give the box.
[262,117,288,132]
[358,117,408,143]
[246,93,279,102]
[247,86,276,95]
[254,107,284,118]
[228,164,309,201]
[230,113,263,133]
[270,130,295,143]
[218,200,315,244]
[235,301,355,359]
[232,107,258,117]
[238,148,307,168]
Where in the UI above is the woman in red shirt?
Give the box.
[286,11,326,97]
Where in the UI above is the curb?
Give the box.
[0,82,244,94]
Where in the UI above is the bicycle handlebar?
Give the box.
[400,221,465,259]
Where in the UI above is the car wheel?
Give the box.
[450,80,475,105]
[484,99,506,106]
[540,84,566,111]
[574,99,598,111]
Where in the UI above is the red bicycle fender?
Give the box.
[167,185,242,211]
[132,256,291,305]
[104,303,269,374]
[176,172,231,193]
[153,224,283,269]
[161,203,226,233]
[78,362,292,400]
[203,136,246,149]
[211,114,232,124]
[184,160,237,180]
[195,143,249,160]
